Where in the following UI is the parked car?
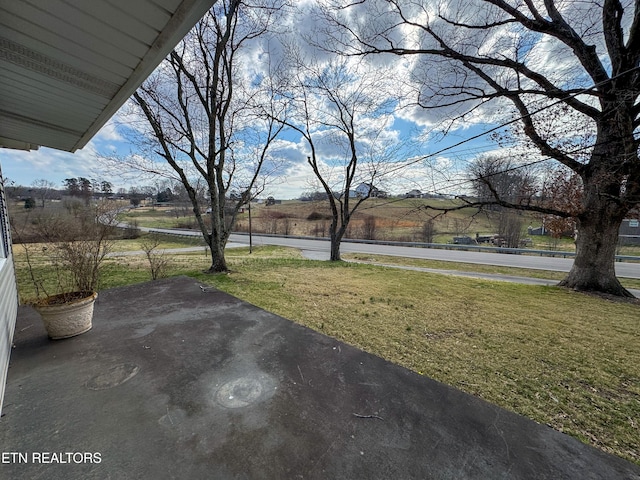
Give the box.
[452,236,476,245]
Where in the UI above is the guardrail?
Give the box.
[133,227,640,263]
[228,232,640,263]
[343,238,581,257]
[348,238,637,261]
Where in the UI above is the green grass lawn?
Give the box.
[343,253,640,290]
[12,244,640,465]
[110,234,206,252]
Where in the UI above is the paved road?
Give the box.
[227,233,640,279]
[140,227,640,279]
[127,228,640,297]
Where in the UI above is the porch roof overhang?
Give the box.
[0,0,214,153]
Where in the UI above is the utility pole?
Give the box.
[248,199,252,254]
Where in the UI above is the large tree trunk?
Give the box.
[206,232,228,273]
[558,106,637,297]
[558,199,631,297]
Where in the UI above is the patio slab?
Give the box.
[1,276,639,479]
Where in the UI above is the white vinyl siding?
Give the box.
[0,169,18,413]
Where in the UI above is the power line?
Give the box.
[379,64,640,177]
[357,133,628,210]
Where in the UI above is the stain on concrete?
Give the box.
[85,363,140,390]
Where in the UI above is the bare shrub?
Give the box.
[263,210,295,220]
[259,210,296,235]
[420,219,436,243]
[63,198,84,218]
[141,235,169,280]
[396,235,414,242]
[233,221,249,233]
[361,215,377,240]
[122,219,141,239]
[307,211,331,221]
[265,217,279,234]
[344,222,355,239]
[175,220,198,229]
[312,221,328,237]
[452,218,471,236]
[282,217,292,235]
[497,213,524,248]
[16,203,117,300]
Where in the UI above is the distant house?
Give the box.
[405,189,423,198]
[355,183,381,198]
[528,219,640,245]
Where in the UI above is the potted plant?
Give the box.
[17,202,116,339]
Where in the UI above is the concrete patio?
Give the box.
[1,276,639,479]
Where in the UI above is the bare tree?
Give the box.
[541,167,583,240]
[124,0,287,272]
[30,179,56,208]
[497,212,524,248]
[326,0,640,296]
[275,54,398,260]
[468,156,537,210]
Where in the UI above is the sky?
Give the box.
[0,122,126,193]
[0,0,613,200]
[0,116,498,199]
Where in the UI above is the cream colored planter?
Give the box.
[34,291,98,339]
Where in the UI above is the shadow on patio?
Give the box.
[1,276,638,479]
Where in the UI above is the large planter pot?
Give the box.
[34,291,98,339]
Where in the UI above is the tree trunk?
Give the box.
[558,206,631,297]
[329,237,341,261]
[558,105,637,297]
[329,223,344,261]
[206,233,228,273]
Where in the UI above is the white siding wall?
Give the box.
[0,258,18,412]
[0,166,18,413]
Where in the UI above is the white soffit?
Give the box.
[0,0,215,152]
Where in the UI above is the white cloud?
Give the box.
[1,145,102,188]
[94,117,124,143]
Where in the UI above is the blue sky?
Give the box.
[0,108,506,200]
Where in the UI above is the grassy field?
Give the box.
[9,196,639,254]
[118,199,484,243]
[12,241,640,465]
[118,201,640,255]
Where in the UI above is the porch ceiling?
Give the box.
[0,0,214,152]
